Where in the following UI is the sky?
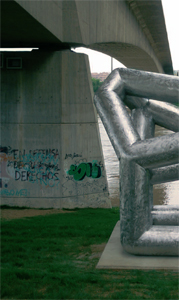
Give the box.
[72,0,179,73]
[1,0,178,73]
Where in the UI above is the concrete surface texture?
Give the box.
[1,0,174,209]
[97,222,179,270]
[1,0,173,74]
[1,50,111,208]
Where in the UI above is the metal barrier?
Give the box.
[94,68,179,256]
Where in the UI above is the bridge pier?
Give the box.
[1,50,111,208]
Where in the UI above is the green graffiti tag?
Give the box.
[67,162,101,181]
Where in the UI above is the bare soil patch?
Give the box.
[89,243,106,259]
[110,196,119,207]
[1,208,75,220]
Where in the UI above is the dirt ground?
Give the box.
[1,197,119,221]
[0,208,75,220]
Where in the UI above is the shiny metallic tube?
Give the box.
[147,100,179,132]
[124,95,148,110]
[150,164,179,184]
[94,68,179,256]
[153,205,179,211]
[131,107,155,140]
[152,211,179,226]
[130,132,179,169]
[94,69,140,159]
[123,226,179,256]
[124,97,179,132]
[118,68,179,104]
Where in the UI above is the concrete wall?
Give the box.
[0,50,111,208]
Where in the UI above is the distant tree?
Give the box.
[91,78,102,93]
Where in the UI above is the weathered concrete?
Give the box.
[1,0,173,74]
[0,50,111,208]
[1,0,174,209]
[97,222,179,270]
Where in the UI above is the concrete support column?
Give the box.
[0,50,111,208]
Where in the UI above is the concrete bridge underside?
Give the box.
[1,0,174,208]
[2,0,173,74]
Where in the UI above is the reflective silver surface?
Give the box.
[152,210,179,225]
[151,164,179,184]
[119,68,179,104]
[94,68,179,256]
[97,119,179,206]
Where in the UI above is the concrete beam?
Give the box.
[1,0,68,49]
[1,0,173,74]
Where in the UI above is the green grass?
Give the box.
[1,208,178,299]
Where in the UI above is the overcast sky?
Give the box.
[73,0,179,73]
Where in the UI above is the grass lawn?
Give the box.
[1,207,178,299]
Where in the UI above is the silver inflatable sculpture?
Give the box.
[94,68,179,256]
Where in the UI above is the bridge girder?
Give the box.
[1,0,173,73]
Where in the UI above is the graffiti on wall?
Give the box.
[61,158,105,196]
[0,189,29,197]
[65,153,82,160]
[0,146,104,199]
[0,146,60,188]
[67,162,102,181]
